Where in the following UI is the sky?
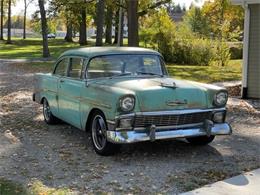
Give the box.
[12,0,205,18]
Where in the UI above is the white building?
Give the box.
[232,0,260,99]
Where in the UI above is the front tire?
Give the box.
[90,111,120,156]
[186,135,215,145]
[43,98,59,124]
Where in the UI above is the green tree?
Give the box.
[202,0,244,41]
[30,11,57,34]
[183,6,210,37]
[126,0,171,47]
[23,0,33,39]
[201,0,243,66]
[140,9,176,61]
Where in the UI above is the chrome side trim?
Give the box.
[107,123,232,144]
[116,108,226,118]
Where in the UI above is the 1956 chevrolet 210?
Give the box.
[33,47,232,155]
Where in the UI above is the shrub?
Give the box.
[229,42,243,59]
[214,41,231,67]
[158,38,215,66]
[140,9,231,66]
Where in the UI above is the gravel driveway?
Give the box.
[0,61,260,194]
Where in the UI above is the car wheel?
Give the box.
[43,98,59,124]
[90,111,120,156]
[186,135,215,145]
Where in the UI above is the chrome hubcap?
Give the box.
[43,99,51,121]
[92,115,107,150]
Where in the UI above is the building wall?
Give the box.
[248,4,260,98]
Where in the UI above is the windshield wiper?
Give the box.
[136,71,163,77]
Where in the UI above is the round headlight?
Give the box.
[214,91,228,107]
[120,96,135,112]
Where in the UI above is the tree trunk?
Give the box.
[79,8,87,46]
[64,18,73,42]
[96,0,105,46]
[0,0,4,40]
[6,0,11,44]
[23,0,27,39]
[117,1,124,46]
[38,0,50,57]
[105,6,112,44]
[113,9,119,44]
[127,0,139,47]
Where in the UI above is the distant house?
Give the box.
[3,28,34,37]
[232,0,260,99]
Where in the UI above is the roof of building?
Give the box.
[60,47,161,58]
[231,0,260,4]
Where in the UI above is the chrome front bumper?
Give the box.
[106,123,232,144]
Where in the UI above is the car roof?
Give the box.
[60,47,162,59]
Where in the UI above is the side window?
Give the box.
[54,58,69,76]
[68,58,84,79]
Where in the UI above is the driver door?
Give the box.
[58,57,85,129]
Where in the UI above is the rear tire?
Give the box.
[43,98,59,124]
[90,111,120,156]
[186,135,215,145]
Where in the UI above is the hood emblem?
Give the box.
[166,99,188,106]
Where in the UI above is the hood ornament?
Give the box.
[166,99,188,106]
[161,78,177,88]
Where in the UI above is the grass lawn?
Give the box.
[0,38,242,83]
[0,179,70,195]
[0,37,125,59]
[0,179,28,195]
[0,38,87,59]
[167,60,242,83]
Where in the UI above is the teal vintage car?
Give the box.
[33,47,232,155]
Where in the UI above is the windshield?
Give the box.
[87,54,167,79]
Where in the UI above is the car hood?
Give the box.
[91,76,223,112]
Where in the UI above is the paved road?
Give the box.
[0,61,260,194]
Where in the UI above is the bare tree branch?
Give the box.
[138,0,170,16]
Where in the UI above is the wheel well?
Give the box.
[85,108,105,131]
[40,97,46,104]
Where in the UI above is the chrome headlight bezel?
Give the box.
[119,95,135,112]
[213,91,228,107]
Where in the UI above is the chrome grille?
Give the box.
[134,112,212,128]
